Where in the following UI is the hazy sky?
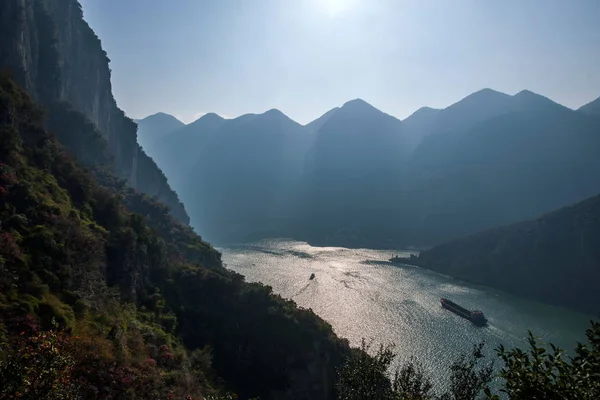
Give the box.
[79,0,600,124]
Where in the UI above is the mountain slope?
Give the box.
[401,106,441,151]
[402,89,570,151]
[0,74,353,400]
[0,0,189,224]
[304,99,406,179]
[305,107,340,133]
[182,109,311,242]
[136,112,185,151]
[416,193,600,314]
[400,92,600,245]
[401,89,514,148]
[146,112,226,194]
[294,99,408,247]
[579,96,600,116]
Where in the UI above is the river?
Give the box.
[220,239,592,389]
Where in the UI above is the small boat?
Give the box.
[309,273,315,280]
[389,254,414,263]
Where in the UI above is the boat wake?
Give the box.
[294,282,312,297]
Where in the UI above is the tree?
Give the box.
[391,357,435,400]
[486,320,600,400]
[337,341,495,400]
[441,342,494,400]
[336,339,395,400]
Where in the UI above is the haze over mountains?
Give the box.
[135,112,185,152]
[137,87,600,248]
[417,192,600,314]
[579,96,600,116]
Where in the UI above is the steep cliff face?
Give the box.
[0,0,189,224]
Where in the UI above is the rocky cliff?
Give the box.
[0,0,189,224]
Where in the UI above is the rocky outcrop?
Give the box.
[0,0,189,224]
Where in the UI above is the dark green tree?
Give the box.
[485,320,600,400]
[440,342,494,400]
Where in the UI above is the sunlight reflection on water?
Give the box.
[221,239,591,389]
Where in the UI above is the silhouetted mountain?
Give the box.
[146,112,226,193]
[181,109,311,242]
[305,107,340,133]
[402,89,568,151]
[292,99,409,246]
[402,106,441,151]
[579,96,600,116]
[416,193,600,314]
[304,99,406,179]
[404,100,600,244]
[407,89,513,140]
[133,87,600,249]
[136,112,185,151]
[291,89,600,248]
[512,89,571,111]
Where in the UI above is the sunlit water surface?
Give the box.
[220,239,591,389]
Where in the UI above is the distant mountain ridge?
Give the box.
[181,108,310,241]
[136,112,185,151]
[140,88,600,248]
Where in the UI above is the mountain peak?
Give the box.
[199,112,224,121]
[342,98,375,109]
[515,89,536,96]
[338,99,387,118]
[407,106,441,118]
[513,89,567,110]
[444,88,512,114]
[259,108,301,126]
[513,89,549,101]
[140,112,184,125]
[153,111,174,118]
[465,88,511,101]
[263,108,286,117]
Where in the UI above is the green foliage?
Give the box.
[417,193,600,314]
[336,340,395,399]
[161,265,349,399]
[38,296,75,330]
[7,66,598,400]
[337,341,493,400]
[486,321,600,400]
[391,357,434,400]
[337,321,600,400]
[441,343,494,400]
[0,74,354,399]
[0,320,78,400]
[46,101,113,168]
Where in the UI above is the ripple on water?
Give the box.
[220,239,592,390]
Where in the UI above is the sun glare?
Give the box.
[320,0,356,17]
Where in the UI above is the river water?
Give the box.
[220,239,592,389]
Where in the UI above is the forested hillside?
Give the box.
[0,71,350,400]
[416,193,600,315]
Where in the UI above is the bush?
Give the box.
[37,296,75,329]
[0,321,78,400]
